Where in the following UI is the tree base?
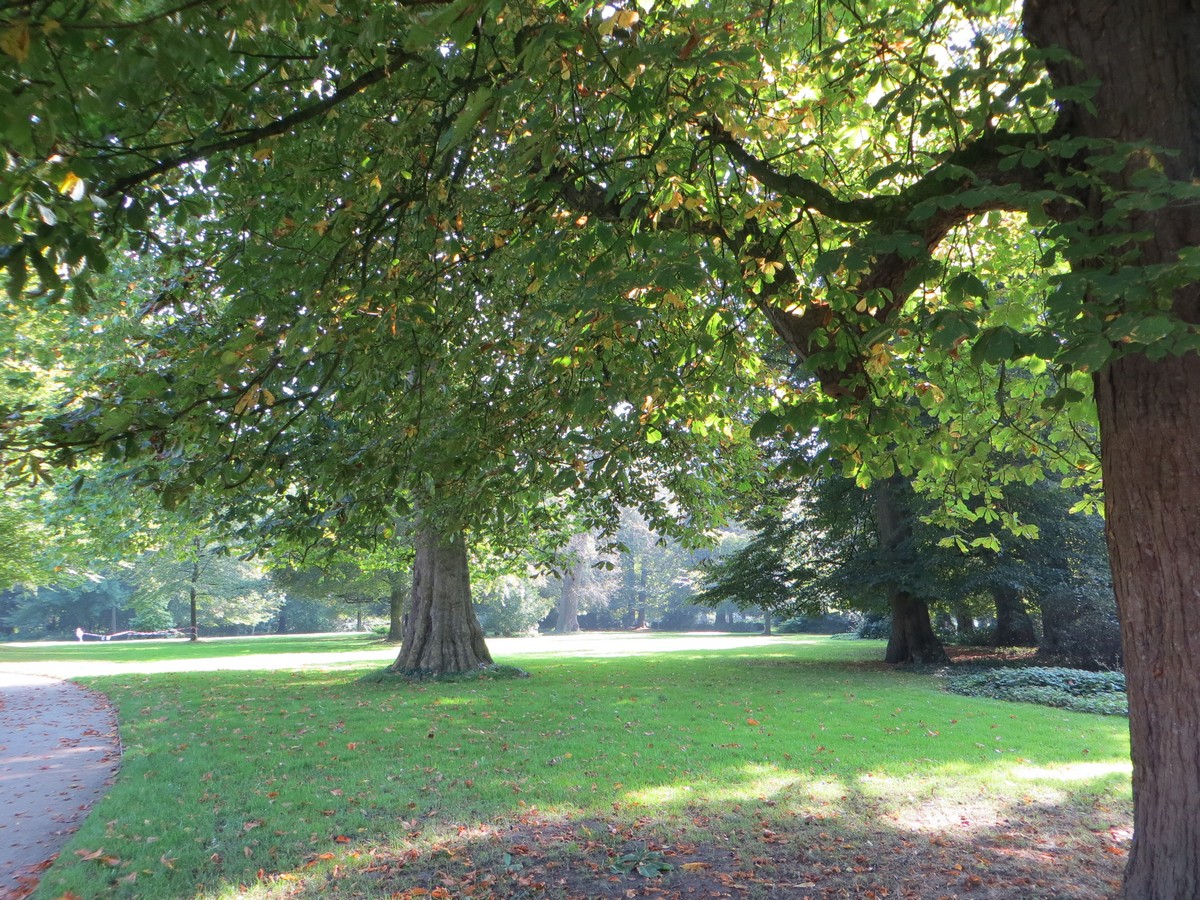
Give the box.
[366,663,530,684]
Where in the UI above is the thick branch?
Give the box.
[703,118,1049,224]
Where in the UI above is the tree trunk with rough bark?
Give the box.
[1024,3,1200,895]
[875,478,947,664]
[389,526,493,675]
[992,585,1037,647]
[884,592,947,664]
[556,566,581,634]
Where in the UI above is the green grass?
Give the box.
[0,632,388,664]
[31,636,1132,899]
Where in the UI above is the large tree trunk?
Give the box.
[389,526,493,675]
[875,477,947,665]
[556,566,581,634]
[1025,3,1200,895]
[885,592,947,664]
[992,585,1037,647]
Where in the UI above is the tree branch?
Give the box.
[103,50,419,198]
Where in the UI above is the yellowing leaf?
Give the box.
[0,22,31,62]
[58,172,86,200]
[615,8,640,27]
[252,147,274,162]
[681,862,711,872]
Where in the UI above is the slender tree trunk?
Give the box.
[277,604,288,634]
[875,477,946,664]
[1024,3,1200,894]
[387,574,406,643]
[188,559,199,642]
[761,612,772,635]
[389,525,493,675]
[992,585,1037,647]
[556,566,581,634]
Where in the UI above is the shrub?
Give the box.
[778,612,862,634]
[946,666,1127,716]
[474,575,554,636]
[857,613,891,640]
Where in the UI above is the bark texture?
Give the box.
[1024,2,1200,895]
[884,592,947,664]
[555,567,581,634]
[390,526,493,675]
[876,478,948,665]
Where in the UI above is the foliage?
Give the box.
[473,574,555,636]
[1,573,134,639]
[609,843,674,877]
[129,540,283,631]
[857,614,893,641]
[0,496,48,588]
[776,612,861,635]
[947,667,1128,717]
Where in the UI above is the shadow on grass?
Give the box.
[276,788,1129,899]
[38,641,1131,900]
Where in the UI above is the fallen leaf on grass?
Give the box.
[680,862,711,872]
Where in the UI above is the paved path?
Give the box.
[0,673,120,900]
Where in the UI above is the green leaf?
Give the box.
[750,411,781,441]
[970,326,1018,368]
[1062,334,1113,374]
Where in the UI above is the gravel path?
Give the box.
[0,673,120,900]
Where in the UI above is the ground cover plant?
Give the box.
[34,635,1131,899]
[946,668,1128,718]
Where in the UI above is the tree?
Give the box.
[131,537,283,638]
[4,1,1200,892]
[549,532,618,634]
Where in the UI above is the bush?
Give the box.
[946,666,1127,716]
[1038,585,1123,670]
[778,612,862,634]
[857,613,891,640]
[474,575,554,637]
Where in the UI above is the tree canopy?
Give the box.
[5,0,1200,894]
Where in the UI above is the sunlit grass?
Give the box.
[0,632,388,664]
[31,636,1131,899]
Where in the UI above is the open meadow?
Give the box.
[3,633,1132,899]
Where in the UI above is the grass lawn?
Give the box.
[0,633,387,665]
[29,635,1131,899]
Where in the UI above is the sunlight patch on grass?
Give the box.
[1010,760,1132,783]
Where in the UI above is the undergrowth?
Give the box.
[946,666,1128,716]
